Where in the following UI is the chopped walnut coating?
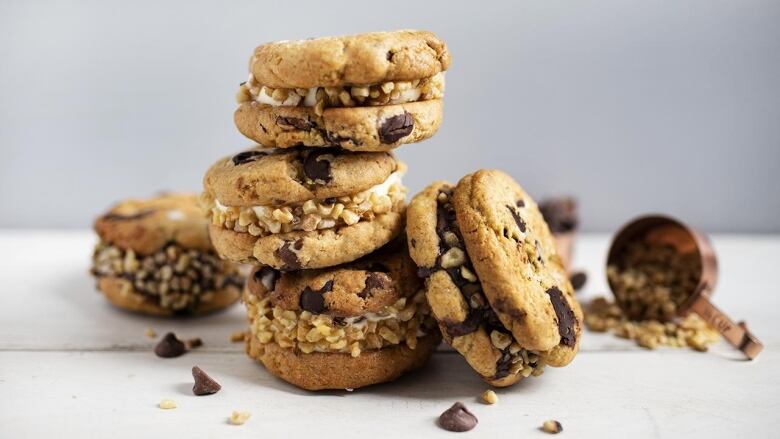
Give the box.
[245,289,434,357]
[585,297,719,351]
[237,73,445,115]
[90,242,240,311]
[206,180,406,237]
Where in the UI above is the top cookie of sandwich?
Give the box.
[93,193,211,255]
[453,170,582,366]
[248,30,450,89]
[203,146,399,206]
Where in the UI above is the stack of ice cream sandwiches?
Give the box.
[201,30,451,390]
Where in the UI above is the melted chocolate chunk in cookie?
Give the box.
[232,150,269,166]
[299,280,334,314]
[275,116,314,130]
[547,287,577,346]
[254,266,281,291]
[506,204,527,233]
[277,240,304,271]
[302,149,335,184]
[358,272,388,299]
[379,112,414,144]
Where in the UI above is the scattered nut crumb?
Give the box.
[185,337,203,349]
[145,327,156,338]
[585,297,719,351]
[481,390,498,405]
[159,399,178,410]
[230,330,247,343]
[541,419,562,434]
[230,410,251,425]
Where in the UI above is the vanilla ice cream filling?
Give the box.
[236,73,445,114]
[245,289,432,357]
[209,170,406,236]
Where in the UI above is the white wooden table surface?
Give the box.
[1,230,778,438]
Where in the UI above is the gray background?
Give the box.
[1,0,779,232]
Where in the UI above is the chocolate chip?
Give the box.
[442,312,483,338]
[154,332,186,358]
[506,205,526,233]
[539,197,578,234]
[379,112,414,144]
[517,199,525,208]
[438,402,478,432]
[191,366,221,396]
[101,210,154,221]
[569,271,587,290]
[276,239,303,271]
[231,150,268,166]
[358,272,388,299]
[299,280,334,314]
[255,266,280,291]
[547,287,577,346]
[303,150,333,184]
[276,116,314,130]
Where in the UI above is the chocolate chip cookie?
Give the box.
[203,147,407,269]
[406,173,582,386]
[243,240,439,390]
[90,194,243,316]
[234,30,450,151]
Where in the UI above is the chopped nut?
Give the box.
[159,399,178,409]
[246,289,432,355]
[541,420,562,434]
[584,296,719,352]
[490,330,512,350]
[145,327,156,338]
[440,247,466,269]
[481,389,498,405]
[229,410,251,425]
[230,330,247,343]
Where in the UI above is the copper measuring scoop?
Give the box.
[607,215,764,360]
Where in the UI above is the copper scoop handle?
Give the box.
[688,295,763,360]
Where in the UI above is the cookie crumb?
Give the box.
[481,390,498,405]
[230,330,247,343]
[541,420,562,434]
[229,410,251,425]
[192,366,221,396]
[159,399,178,410]
[145,327,156,338]
[438,402,478,432]
[154,333,186,358]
